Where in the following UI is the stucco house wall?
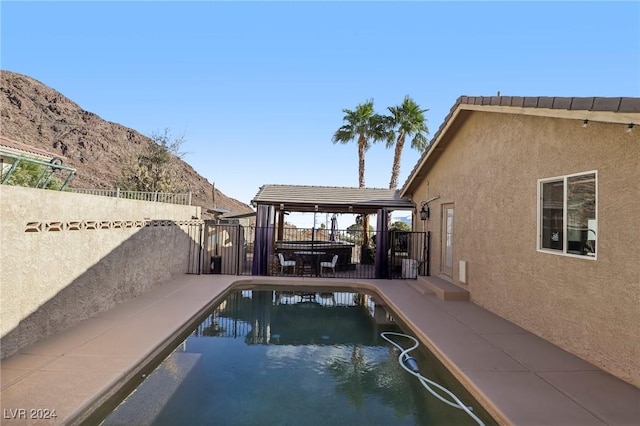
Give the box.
[0,185,202,359]
[410,111,639,387]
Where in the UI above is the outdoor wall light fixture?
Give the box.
[627,123,634,133]
[279,203,285,211]
[419,202,430,221]
[582,119,589,128]
[419,196,440,221]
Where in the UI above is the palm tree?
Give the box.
[386,96,429,189]
[332,100,389,249]
[332,100,389,187]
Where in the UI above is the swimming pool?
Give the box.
[99,288,496,425]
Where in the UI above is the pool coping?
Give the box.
[1,274,639,425]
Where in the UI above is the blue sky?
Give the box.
[2,1,639,226]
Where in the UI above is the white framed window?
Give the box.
[538,171,597,259]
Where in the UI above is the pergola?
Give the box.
[251,184,415,214]
[250,184,417,277]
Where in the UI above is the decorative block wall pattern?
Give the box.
[24,219,204,232]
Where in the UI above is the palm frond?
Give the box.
[411,133,428,152]
[332,126,355,144]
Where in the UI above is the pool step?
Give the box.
[406,279,434,296]
[415,276,470,301]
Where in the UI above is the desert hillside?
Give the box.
[0,70,254,218]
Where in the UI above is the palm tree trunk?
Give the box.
[358,135,366,188]
[362,215,369,247]
[389,133,406,189]
[358,134,369,247]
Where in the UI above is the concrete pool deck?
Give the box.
[1,274,638,425]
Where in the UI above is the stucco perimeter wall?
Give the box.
[412,112,640,387]
[0,185,202,359]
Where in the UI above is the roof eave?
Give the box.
[459,103,640,125]
[401,96,640,198]
[252,201,413,215]
[401,107,466,198]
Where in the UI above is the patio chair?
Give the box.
[320,255,339,275]
[278,253,296,274]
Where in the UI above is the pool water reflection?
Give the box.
[100,289,496,426]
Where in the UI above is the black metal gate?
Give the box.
[186,221,205,275]
[201,222,252,275]
[388,230,428,279]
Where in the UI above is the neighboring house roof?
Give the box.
[401,96,640,197]
[252,184,415,214]
[0,135,63,161]
[224,211,256,219]
[207,207,230,215]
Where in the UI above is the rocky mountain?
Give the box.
[0,70,254,218]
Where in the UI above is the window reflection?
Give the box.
[540,172,596,257]
[567,174,596,256]
[541,180,564,251]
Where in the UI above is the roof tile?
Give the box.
[499,96,513,106]
[551,97,573,109]
[511,97,524,107]
[537,97,554,109]
[592,97,622,111]
[570,97,595,110]
[618,97,640,113]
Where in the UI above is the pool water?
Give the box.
[100,289,496,426]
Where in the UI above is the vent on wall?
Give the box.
[459,260,467,284]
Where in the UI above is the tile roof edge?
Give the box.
[258,184,400,191]
[399,95,640,195]
[457,96,640,113]
[0,135,66,160]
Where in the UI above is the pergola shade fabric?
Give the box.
[251,184,415,214]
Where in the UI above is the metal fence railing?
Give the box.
[69,188,192,205]
[201,224,428,280]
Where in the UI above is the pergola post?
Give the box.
[375,208,390,279]
[277,209,285,241]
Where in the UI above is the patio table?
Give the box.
[294,251,326,276]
